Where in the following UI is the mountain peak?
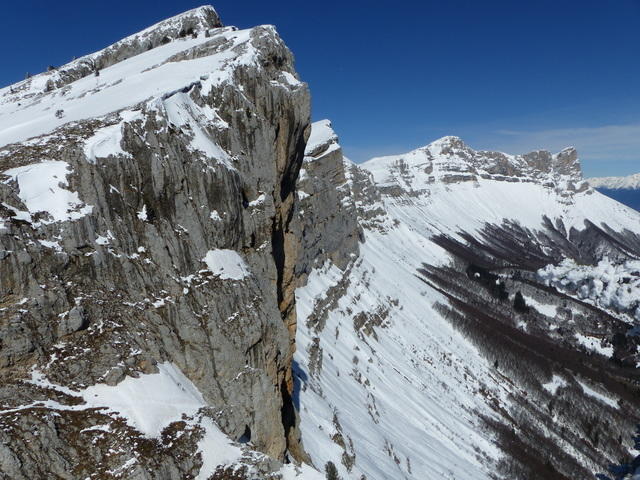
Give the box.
[363,138,587,195]
[0,6,224,104]
[428,135,466,148]
[126,5,222,42]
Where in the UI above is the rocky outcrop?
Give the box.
[294,120,361,282]
[0,7,316,479]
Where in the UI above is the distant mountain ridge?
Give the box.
[588,173,640,211]
[589,173,640,190]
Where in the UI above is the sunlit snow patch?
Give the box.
[2,160,92,224]
[575,332,614,357]
[83,111,140,163]
[542,375,567,395]
[202,249,250,280]
[577,379,619,409]
[28,363,208,437]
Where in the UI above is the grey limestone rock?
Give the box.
[0,7,314,479]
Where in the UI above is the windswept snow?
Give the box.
[161,92,234,169]
[296,227,503,480]
[202,249,250,280]
[2,160,92,224]
[305,119,340,157]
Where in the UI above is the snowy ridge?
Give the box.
[0,6,302,153]
[0,26,255,150]
[364,136,587,195]
[361,136,639,235]
[589,173,640,190]
[0,6,221,98]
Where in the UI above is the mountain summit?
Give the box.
[364,136,586,197]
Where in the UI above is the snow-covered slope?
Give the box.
[295,128,640,480]
[589,173,640,190]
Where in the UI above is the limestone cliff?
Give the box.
[0,6,319,479]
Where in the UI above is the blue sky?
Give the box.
[2,1,639,176]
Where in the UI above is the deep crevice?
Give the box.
[280,378,296,462]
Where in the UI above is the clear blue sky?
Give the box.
[2,1,639,176]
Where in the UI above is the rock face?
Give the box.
[294,120,361,281]
[0,6,320,479]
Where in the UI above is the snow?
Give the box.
[539,258,640,321]
[248,193,265,207]
[210,210,222,221]
[95,230,114,246]
[29,363,206,437]
[524,296,557,318]
[362,138,640,237]
[280,71,303,87]
[80,363,207,437]
[24,363,256,475]
[278,464,325,480]
[161,91,234,169]
[83,110,141,163]
[2,160,92,224]
[542,375,567,395]
[202,249,250,280]
[296,136,640,479]
[195,416,243,480]
[305,119,339,156]
[575,333,614,357]
[95,235,110,246]
[295,227,503,479]
[137,204,148,221]
[577,379,619,409]
[39,239,63,251]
